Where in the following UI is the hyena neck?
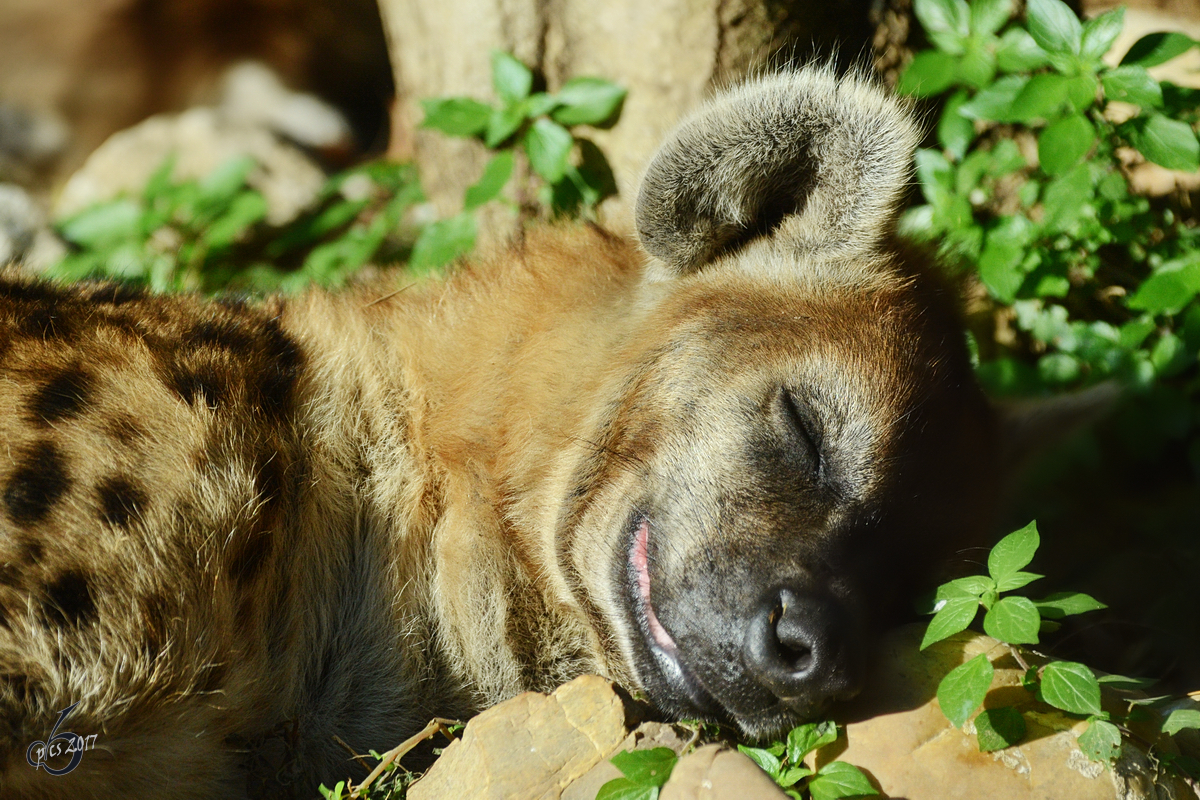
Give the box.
[284,226,649,707]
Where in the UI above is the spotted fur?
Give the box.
[0,67,999,798]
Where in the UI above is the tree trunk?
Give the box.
[376,0,877,243]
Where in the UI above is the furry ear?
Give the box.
[635,66,921,275]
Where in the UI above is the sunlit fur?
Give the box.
[0,67,997,797]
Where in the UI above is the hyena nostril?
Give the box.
[744,589,851,701]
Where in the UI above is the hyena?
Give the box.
[0,66,998,797]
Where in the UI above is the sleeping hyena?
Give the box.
[0,66,999,797]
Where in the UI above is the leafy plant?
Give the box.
[922,520,1200,767]
[414,50,625,269]
[596,721,878,800]
[898,0,1200,431]
[50,156,422,294]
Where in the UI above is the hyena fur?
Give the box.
[0,66,998,798]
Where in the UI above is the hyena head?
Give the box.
[556,68,998,737]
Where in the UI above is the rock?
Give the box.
[219,62,354,155]
[55,107,326,226]
[407,675,628,800]
[660,745,789,800]
[0,183,43,264]
[827,625,1198,800]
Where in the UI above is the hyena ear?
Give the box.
[635,66,921,276]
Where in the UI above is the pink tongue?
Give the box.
[633,519,676,651]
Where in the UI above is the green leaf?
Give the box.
[975,707,1027,751]
[485,102,528,147]
[1120,31,1196,67]
[777,765,814,787]
[1041,164,1094,232]
[1164,709,1200,736]
[409,213,477,271]
[1026,0,1082,55]
[970,0,1011,36]
[1097,673,1156,690]
[420,97,493,137]
[198,155,256,213]
[1080,7,1124,63]
[983,596,1041,644]
[1102,66,1163,108]
[201,191,267,249]
[1064,74,1099,111]
[1078,719,1122,763]
[899,51,961,97]
[464,151,515,211]
[491,51,532,103]
[610,748,677,787]
[1126,263,1200,314]
[1008,73,1071,122]
[57,199,144,249]
[143,154,178,204]
[738,745,782,780]
[995,571,1043,592]
[787,720,839,764]
[1133,113,1200,171]
[808,761,880,800]
[525,92,560,117]
[959,75,1028,121]
[1040,661,1102,716]
[595,777,658,800]
[939,575,997,599]
[938,90,975,159]
[979,240,1026,303]
[913,0,971,54]
[523,118,574,182]
[550,77,627,127]
[938,654,995,729]
[1038,114,1096,175]
[997,28,1051,72]
[922,596,980,649]
[988,521,1040,584]
[959,41,998,89]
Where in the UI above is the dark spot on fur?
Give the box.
[165,362,225,409]
[254,318,302,419]
[84,282,146,306]
[0,280,60,304]
[104,413,145,444]
[28,365,95,425]
[0,563,19,587]
[42,570,96,627]
[97,475,148,528]
[19,306,71,340]
[189,319,256,354]
[140,593,171,662]
[3,442,70,527]
[256,453,284,504]
[196,662,228,694]
[227,525,274,587]
[19,538,43,565]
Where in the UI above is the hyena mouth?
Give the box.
[624,515,722,718]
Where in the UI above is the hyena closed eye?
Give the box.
[0,66,998,797]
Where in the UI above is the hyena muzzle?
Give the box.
[0,66,999,797]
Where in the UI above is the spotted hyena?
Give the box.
[0,67,999,797]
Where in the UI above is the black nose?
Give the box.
[743,588,854,701]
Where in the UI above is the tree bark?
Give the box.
[376,0,876,242]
